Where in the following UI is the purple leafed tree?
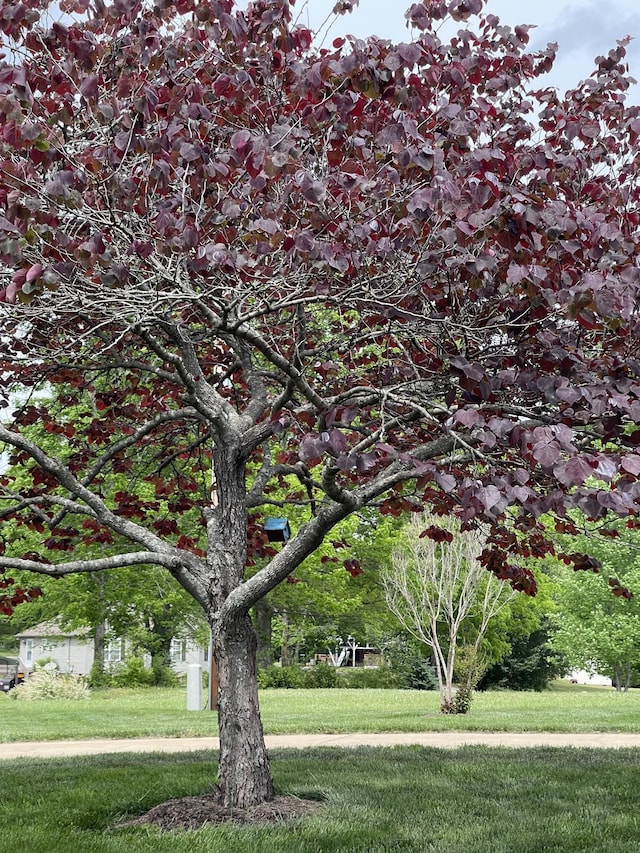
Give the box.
[0,0,639,807]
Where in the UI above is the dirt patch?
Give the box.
[118,793,324,832]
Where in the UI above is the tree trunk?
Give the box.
[214,613,274,808]
[253,598,274,670]
[92,571,107,677]
[93,619,106,671]
[280,609,290,666]
[445,640,456,703]
[614,665,622,692]
[206,435,274,807]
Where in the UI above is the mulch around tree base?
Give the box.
[117,793,324,832]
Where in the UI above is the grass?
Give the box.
[0,746,639,852]
[1,686,638,851]
[1,681,639,743]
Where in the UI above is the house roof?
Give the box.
[16,620,90,639]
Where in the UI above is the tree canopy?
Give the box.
[548,524,640,690]
[0,0,639,808]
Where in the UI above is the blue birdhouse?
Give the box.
[264,517,291,542]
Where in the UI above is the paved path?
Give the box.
[3,731,640,760]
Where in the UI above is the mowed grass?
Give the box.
[0,747,639,852]
[0,681,638,742]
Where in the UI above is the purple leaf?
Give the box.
[621,455,640,476]
[553,456,596,487]
[180,142,201,162]
[455,408,480,428]
[532,440,561,468]
[79,75,99,100]
[436,472,456,493]
[230,130,252,154]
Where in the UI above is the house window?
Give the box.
[104,638,125,667]
[170,638,187,664]
[25,639,34,667]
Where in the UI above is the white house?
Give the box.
[16,621,206,678]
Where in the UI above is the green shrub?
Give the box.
[10,671,90,701]
[380,638,438,690]
[337,666,402,689]
[258,662,409,689]
[33,656,59,671]
[441,684,474,715]
[303,663,339,688]
[110,656,155,688]
[402,657,438,691]
[453,684,473,714]
[150,659,178,687]
[258,664,306,688]
[479,624,564,692]
[88,661,113,689]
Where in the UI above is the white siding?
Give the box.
[172,639,206,676]
[17,627,206,678]
[19,635,94,677]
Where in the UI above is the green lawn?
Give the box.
[1,686,638,852]
[0,682,638,742]
[1,747,638,852]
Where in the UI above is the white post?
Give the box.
[187,663,203,711]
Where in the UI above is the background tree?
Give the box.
[382,513,517,711]
[548,527,640,691]
[479,618,565,691]
[0,0,639,810]
[13,565,206,683]
[472,565,559,690]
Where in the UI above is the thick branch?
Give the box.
[0,551,182,576]
[232,322,327,411]
[0,493,97,522]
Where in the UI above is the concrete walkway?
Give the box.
[3,731,640,760]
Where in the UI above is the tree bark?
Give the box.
[280,609,290,666]
[205,432,275,806]
[93,619,106,673]
[614,665,622,692]
[214,612,274,808]
[253,598,274,670]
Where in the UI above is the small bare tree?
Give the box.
[383,514,517,713]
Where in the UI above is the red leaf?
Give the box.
[419,525,454,543]
[344,559,363,577]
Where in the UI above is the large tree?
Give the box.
[0,0,640,808]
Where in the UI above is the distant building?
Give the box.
[16,621,205,678]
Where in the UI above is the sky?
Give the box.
[292,0,640,100]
